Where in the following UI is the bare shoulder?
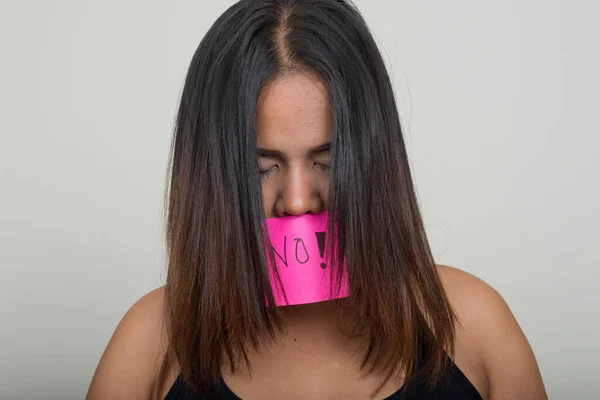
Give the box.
[436,265,547,400]
[86,286,174,400]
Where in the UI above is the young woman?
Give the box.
[86,1,547,399]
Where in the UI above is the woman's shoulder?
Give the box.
[435,265,546,399]
[86,286,177,400]
[435,264,518,350]
[436,264,508,323]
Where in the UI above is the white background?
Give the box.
[1,1,598,398]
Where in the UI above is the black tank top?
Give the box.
[164,340,482,400]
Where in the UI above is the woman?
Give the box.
[87,1,547,399]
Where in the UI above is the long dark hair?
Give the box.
[157,0,456,396]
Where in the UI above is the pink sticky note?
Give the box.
[265,211,350,306]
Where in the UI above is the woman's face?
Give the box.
[256,73,332,218]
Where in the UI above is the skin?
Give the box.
[86,73,547,400]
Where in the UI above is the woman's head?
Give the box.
[161,0,456,396]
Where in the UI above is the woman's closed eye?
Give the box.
[314,162,330,172]
[259,164,278,178]
[258,163,329,177]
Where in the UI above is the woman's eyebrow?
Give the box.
[257,148,285,160]
[310,142,330,155]
[257,142,331,159]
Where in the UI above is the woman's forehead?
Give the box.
[256,74,332,150]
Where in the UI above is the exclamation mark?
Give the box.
[315,231,326,269]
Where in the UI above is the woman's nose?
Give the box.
[276,167,323,217]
